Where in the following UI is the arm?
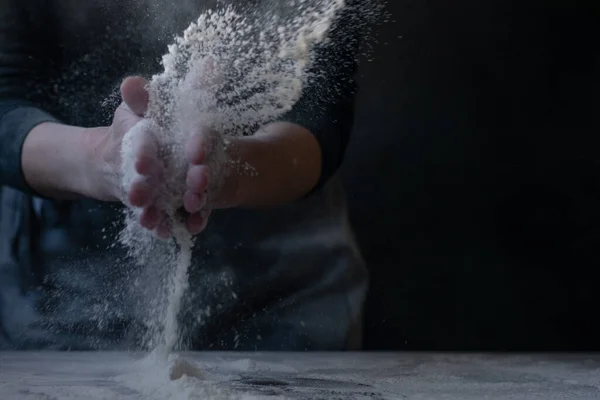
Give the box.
[1,4,141,203]
[20,122,95,199]
[211,4,361,209]
[214,122,322,208]
[0,0,80,198]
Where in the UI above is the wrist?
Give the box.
[78,126,113,200]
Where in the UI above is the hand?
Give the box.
[119,77,221,238]
[85,77,168,237]
[91,76,228,238]
[86,76,149,203]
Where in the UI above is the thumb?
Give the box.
[121,76,150,117]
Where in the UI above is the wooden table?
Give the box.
[1,352,599,399]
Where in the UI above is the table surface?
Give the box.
[1,352,600,399]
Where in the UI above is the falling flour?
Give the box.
[119,0,348,364]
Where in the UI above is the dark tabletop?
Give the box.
[1,352,599,399]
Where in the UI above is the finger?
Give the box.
[139,205,160,230]
[126,119,158,158]
[135,131,159,156]
[121,76,150,117]
[183,190,208,214]
[185,132,207,165]
[155,215,172,240]
[186,165,209,194]
[127,122,160,177]
[187,209,211,235]
[128,176,155,208]
[135,153,161,177]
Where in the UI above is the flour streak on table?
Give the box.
[1,352,600,399]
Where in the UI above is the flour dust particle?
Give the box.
[117,0,374,360]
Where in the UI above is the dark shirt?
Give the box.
[0,0,358,193]
[0,0,367,350]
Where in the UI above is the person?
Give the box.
[0,0,367,350]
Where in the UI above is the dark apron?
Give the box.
[0,175,367,350]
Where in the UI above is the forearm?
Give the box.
[22,120,323,206]
[22,122,94,199]
[218,121,322,209]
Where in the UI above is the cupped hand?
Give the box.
[95,76,167,238]
[110,76,223,238]
[90,76,151,203]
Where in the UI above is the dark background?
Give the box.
[341,0,600,351]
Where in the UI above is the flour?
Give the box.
[119,0,350,368]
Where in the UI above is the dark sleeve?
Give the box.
[280,3,362,192]
[0,1,60,193]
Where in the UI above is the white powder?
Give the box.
[119,0,348,368]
